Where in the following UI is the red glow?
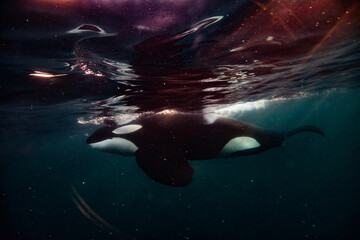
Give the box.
[33,0,73,3]
[200,0,360,65]
[303,1,360,62]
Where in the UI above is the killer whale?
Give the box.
[87,112,325,186]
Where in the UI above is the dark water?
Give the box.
[1,0,360,239]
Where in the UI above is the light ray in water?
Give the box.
[70,184,120,234]
[303,2,359,63]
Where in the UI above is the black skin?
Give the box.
[87,112,325,186]
[87,113,284,158]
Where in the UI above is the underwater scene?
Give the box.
[1,0,360,239]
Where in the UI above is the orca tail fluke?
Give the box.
[284,125,325,138]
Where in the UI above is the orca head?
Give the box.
[87,124,142,156]
[219,136,261,157]
[87,125,114,145]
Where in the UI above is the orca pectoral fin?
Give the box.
[136,146,194,186]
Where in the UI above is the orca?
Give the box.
[87,112,325,186]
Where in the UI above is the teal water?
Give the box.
[1,90,359,240]
[1,0,360,239]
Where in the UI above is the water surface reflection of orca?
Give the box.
[87,112,325,186]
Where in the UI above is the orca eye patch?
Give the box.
[112,124,142,134]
